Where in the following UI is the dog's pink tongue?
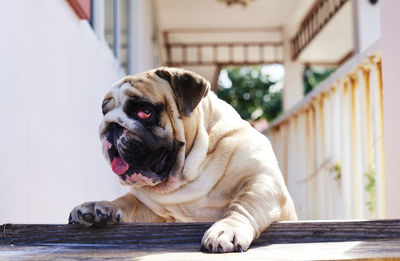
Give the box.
[111,156,130,175]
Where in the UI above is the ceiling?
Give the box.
[155,0,313,29]
[154,0,354,82]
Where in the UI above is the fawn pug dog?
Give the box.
[68,67,297,253]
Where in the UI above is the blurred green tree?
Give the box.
[216,65,335,123]
[303,65,336,95]
[216,66,282,122]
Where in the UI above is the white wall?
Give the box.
[353,0,381,53]
[0,0,127,224]
[380,0,400,219]
[282,24,303,112]
[280,0,315,112]
[129,0,157,74]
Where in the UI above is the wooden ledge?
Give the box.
[1,220,400,260]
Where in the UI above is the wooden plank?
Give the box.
[1,223,210,247]
[1,220,400,246]
[0,239,399,260]
[1,220,400,260]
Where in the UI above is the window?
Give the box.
[91,0,129,73]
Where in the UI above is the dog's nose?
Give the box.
[106,123,125,142]
[108,122,124,131]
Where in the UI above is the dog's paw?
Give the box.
[201,219,254,253]
[68,201,121,227]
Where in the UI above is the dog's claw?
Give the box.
[77,210,83,219]
[83,213,94,223]
[96,209,103,217]
[69,201,121,227]
[236,245,244,252]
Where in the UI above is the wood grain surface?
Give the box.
[2,219,400,245]
[1,220,400,260]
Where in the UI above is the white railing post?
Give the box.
[340,79,353,219]
[369,59,385,219]
[351,72,365,219]
[330,85,343,219]
[265,45,383,220]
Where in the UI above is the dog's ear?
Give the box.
[155,68,210,117]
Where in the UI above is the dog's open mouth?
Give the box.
[101,122,181,186]
[111,156,130,175]
[106,142,165,185]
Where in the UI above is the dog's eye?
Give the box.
[137,110,151,119]
[102,98,114,115]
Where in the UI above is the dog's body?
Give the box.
[69,68,297,253]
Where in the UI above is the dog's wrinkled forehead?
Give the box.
[104,74,160,106]
[99,68,211,138]
[99,75,166,137]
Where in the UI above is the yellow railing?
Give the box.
[264,43,384,220]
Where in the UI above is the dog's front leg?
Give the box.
[201,174,287,253]
[68,193,164,226]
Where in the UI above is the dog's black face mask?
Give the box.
[101,97,183,186]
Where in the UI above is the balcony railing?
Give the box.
[264,42,384,220]
[162,28,284,67]
[291,0,349,60]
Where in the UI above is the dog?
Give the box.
[68,67,297,253]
